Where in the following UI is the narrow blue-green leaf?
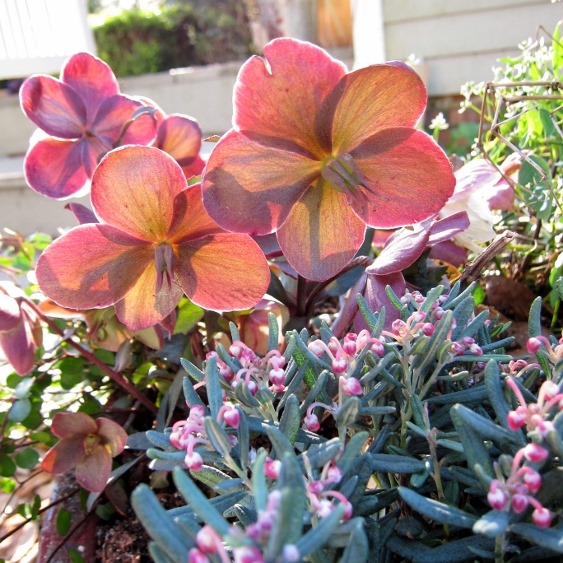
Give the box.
[442,282,476,310]
[172,467,231,536]
[299,370,330,415]
[385,284,405,313]
[182,376,205,409]
[234,380,261,407]
[204,417,233,458]
[450,404,493,479]
[458,309,489,340]
[510,523,563,554]
[451,404,517,447]
[412,310,454,373]
[335,396,360,428]
[237,407,250,471]
[180,357,204,383]
[145,430,173,450]
[148,542,178,563]
[426,386,488,405]
[368,454,425,474]
[267,311,279,352]
[528,296,552,373]
[189,465,233,490]
[472,509,510,538]
[337,431,369,475]
[294,504,346,557]
[410,395,426,428]
[266,425,295,459]
[306,438,343,470]
[279,393,301,445]
[340,518,369,563]
[204,356,223,420]
[252,449,269,513]
[412,535,495,562]
[356,293,380,332]
[398,487,477,528]
[451,296,476,341]
[215,343,241,375]
[132,483,193,560]
[156,369,184,431]
[228,320,240,342]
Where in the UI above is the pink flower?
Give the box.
[20,52,156,199]
[0,282,42,375]
[41,412,127,493]
[202,38,455,281]
[36,146,270,331]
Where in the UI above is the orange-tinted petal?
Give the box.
[323,62,427,153]
[234,38,346,155]
[202,130,320,235]
[155,113,202,167]
[167,184,223,243]
[176,233,270,311]
[276,179,366,281]
[24,138,89,199]
[36,224,153,311]
[91,146,186,241]
[349,127,455,228]
[114,258,183,331]
[41,437,85,474]
[75,445,112,493]
[96,418,128,456]
[19,75,86,138]
[51,412,97,438]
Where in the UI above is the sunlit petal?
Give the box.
[24,138,88,199]
[92,146,186,241]
[276,179,366,281]
[176,234,270,311]
[96,418,128,456]
[349,127,455,228]
[36,224,153,311]
[202,130,319,235]
[51,412,97,438]
[41,437,85,474]
[61,52,119,118]
[324,62,427,153]
[114,259,183,331]
[20,75,86,138]
[234,37,346,155]
[155,114,202,166]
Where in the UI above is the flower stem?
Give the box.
[24,299,157,414]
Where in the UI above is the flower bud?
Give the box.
[526,337,542,354]
[282,545,300,562]
[340,375,362,396]
[522,443,549,463]
[511,493,529,513]
[522,469,542,493]
[532,506,552,528]
[188,547,210,563]
[196,525,219,554]
[264,458,281,480]
[507,407,527,431]
[487,481,507,510]
[305,413,320,432]
[223,408,240,429]
[269,367,286,386]
[185,451,204,471]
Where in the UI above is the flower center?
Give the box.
[154,243,176,293]
[320,153,364,193]
[83,433,101,456]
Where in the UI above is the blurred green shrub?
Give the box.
[92,1,254,77]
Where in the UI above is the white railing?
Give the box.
[0,0,95,80]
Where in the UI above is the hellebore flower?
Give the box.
[36,145,270,331]
[20,52,156,199]
[0,282,42,375]
[202,38,455,281]
[41,412,127,493]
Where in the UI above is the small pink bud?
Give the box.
[522,469,542,493]
[511,494,529,513]
[461,336,475,346]
[316,498,333,518]
[308,340,326,357]
[307,480,324,494]
[269,367,286,386]
[233,546,264,563]
[422,323,435,336]
[469,343,483,356]
[526,337,542,354]
[223,408,240,428]
[188,547,210,563]
[340,376,362,396]
[332,358,348,374]
[523,443,549,463]
[411,311,426,323]
[196,525,219,554]
[391,319,407,335]
[507,407,527,431]
[247,380,258,395]
[433,307,445,320]
[185,451,204,471]
[540,380,560,401]
[305,413,320,432]
[451,341,465,356]
[342,339,356,355]
[325,465,343,484]
[264,458,281,480]
[487,481,507,510]
[370,341,385,357]
[532,507,552,528]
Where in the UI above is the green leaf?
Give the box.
[14,377,34,399]
[473,509,509,538]
[251,449,269,513]
[57,357,86,390]
[14,448,39,469]
[398,487,477,528]
[337,432,369,475]
[237,408,250,472]
[368,454,425,474]
[67,549,85,563]
[204,417,233,459]
[335,396,360,428]
[295,503,346,557]
[340,518,369,562]
[204,356,223,420]
[8,399,31,422]
[174,298,204,334]
[56,507,72,536]
[412,535,495,562]
[267,311,279,352]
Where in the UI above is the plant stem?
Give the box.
[24,298,157,414]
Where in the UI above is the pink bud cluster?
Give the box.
[382,310,437,343]
[450,335,483,357]
[506,377,563,436]
[206,341,287,394]
[487,443,552,527]
[527,335,563,364]
[169,403,239,471]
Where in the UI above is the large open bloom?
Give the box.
[202,38,455,281]
[36,145,271,331]
[20,52,156,199]
[41,412,127,493]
